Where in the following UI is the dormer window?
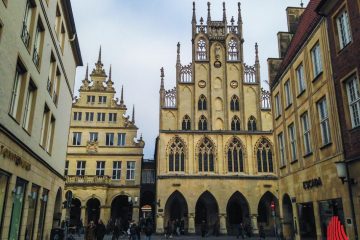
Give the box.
[196,39,207,61]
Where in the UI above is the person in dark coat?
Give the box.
[96,219,106,240]
[201,220,207,237]
[85,221,97,240]
[237,222,245,239]
[259,224,266,239]
[144,223,153,240]
[112,219,120,240]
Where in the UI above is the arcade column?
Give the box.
[251,214,259,234]
[156,213,164,233]
[219,213,227,234]
[188,213,195,233]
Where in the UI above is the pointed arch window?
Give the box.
[257,138,273,173]
[231,116,240,131]
[197,38,207,60]
[168,137,185,172]
[182,115,191,130]
[230,95,239,111]
[248,116,257,131]
[228,38,239,61]
[198,138,215,172]
[198,115,208,130]
[227,138,244,172]
[198,95,207,110]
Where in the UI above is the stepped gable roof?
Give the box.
[272,0,322,88]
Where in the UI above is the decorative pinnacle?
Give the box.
[200,17,204,25]
[132,105,135,123]
[300,0,304,7]
[160,67,164,89]
[108,64,112,80]
[192,2,196,23]
[97,45,102,64]
[231,16,235,26]
[177,42,181,64]
[223,2,227,22]
[207,2,211,22]
[120,85,124,104]
[255,42,259,63]
[238,2,242,23]
[85,63,89,80]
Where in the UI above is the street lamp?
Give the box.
[335,161,358,240]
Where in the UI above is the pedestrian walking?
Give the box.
[112,219,120,240]
[85,221,97,240]
[237,222,245,239]
[144,223,153,240]
[96,219,106,240]
[259,224,266,239]
[201,220,207,238]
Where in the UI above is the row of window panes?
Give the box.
[198,95,240,111]
[66,161,136,180]
[73,112,117,122]
[196,38,240,61]
[277,98,332,166]
[0,172,49,240]
[86,95,107,104]
[182,115,256,131]
[167,137,274,174]
[9,59,56,154]
[72,132,126,146]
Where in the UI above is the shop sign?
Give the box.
[303,177,322,190]
[0,145,31,171]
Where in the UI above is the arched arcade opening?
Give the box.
[257,191,279,237]
[86,198,101,224]
[282,194,294,239]
[195,191,219,235]
[111,195,133,231]
[164,191,188,232]
[226,191,250,235]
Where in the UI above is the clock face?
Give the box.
[198,80,206,88]
[230,80,238,88]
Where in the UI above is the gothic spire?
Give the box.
[132,105,135,123]
[237,2,242,24]
[160,67,164,89]
[192,2,196,23]
[94,45,105,75]
[177,42,181,65]
[222,2,227,23]
[120,85,124,105]
[207,2,211,23]
[108,64,112,80]
[85,63,89,80]
[97,45,102,64]
[255,42,259,63]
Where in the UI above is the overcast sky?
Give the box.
[71,0,309,159]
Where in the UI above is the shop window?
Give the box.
[25,184,40,240]
[319,199,346,239]
[36,189,49,240]
[8,178,27,240]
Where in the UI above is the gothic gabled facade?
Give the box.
[156,2,277,235]
[65,48,144,227]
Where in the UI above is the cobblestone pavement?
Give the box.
[68,234,277,240]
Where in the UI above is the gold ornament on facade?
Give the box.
[86,140,98,153]
[230,80,238,88]
[198,80,206,88]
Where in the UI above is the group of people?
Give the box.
[84,217,154,240]
[164,218,186,238]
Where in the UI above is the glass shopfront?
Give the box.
[297,202,317,239]
[319,198,345,240]
[0,170,10,236]
[25,184,40,240]
[36,189,49,240]
[9,178,27,240]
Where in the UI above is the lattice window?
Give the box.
[197,39,207,61]
[168,137,185,172]
[198,138,215,172]
[198,115,207,130]
[227,138,244,172]
[261,88,271,109]
[230,95,239,111]
[182,115,191,130]
[180,63,192,83]
[244,64,256,83]
[256,138,273,173]
[164,87,177,108]
[198,95,207,110]
[228,38,239,61]
[231,116,240,131]
[248,116,257,131]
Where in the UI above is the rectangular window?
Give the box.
[278,132,285,167]
[36,189,48,240]
[117,133,126,146]
[87,95,95,104]
[22,80,37,132]
[9,61,27,121]
[8,178,27,240]
[21,0,34,48]
[311,43,323,77]
[97,112,105,122]
[85,112,94,121]
[33,20,44,68]
[76,161,86,176]
[301,112,312,155]
[99,96,107,104]
[346,76,360,128]
[284,80,292,107]
[288,124,297,161]
[45,116,55,153]
[52,68,60,105]
[96,161,105,176]
[64,160,69,176]
[296,63,306,94]
[72,132,82,146]
[0,171,10,237]
[106,133,114,146]
[318,98,331,145]
[126,161,136,180]
[336,9,352,49]
[112,161,121,180]
[89,132,98,142]
[141,169,155,184]
[24,184,40,240]
[73,112,82,121]
[39,105,50,148]
[275,93,282,118]
[109,113,117,122]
